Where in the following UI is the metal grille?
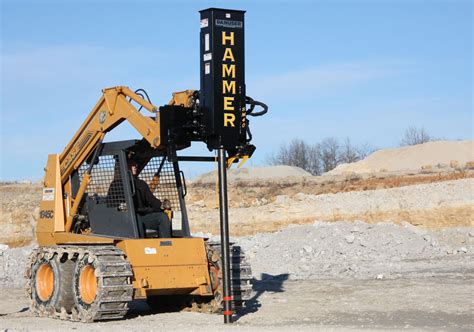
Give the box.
[78,155,125,207]
[139,157,180,211]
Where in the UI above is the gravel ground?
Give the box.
[1,277,472,330]
[0,244,33,288]
[238,221,474,280]
[1,221,473,288]
[0,221,473,330]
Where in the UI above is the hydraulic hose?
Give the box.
[245,96,268,117]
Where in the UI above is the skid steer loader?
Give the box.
[25,8,267,323]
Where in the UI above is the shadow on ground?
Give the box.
[0,307,28,317]
[126,272,290,321]
[233,273,289,321]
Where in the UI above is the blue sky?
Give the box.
[1,0,472,180]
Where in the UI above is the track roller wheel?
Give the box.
[35,260,54,302]
[26,250,75,317]
[73,254,99,321]
[78,263,97,305]
[205,243,253,313]
[72,250,133,322]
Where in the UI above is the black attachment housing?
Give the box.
[199,8,247,150]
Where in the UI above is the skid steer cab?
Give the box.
[72,139,191,240]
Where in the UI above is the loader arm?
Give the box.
[39,86,179,236]
[59,86,163,184]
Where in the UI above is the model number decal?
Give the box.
[42,188,54,201]
[144,247,157,254]
[40,210,54,219]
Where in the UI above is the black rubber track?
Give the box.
[25,246,133,322]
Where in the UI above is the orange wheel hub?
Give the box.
[36,263,54,301]
[209,265,220,291]
[79,265,97,304]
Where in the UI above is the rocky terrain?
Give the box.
[239,221,473,281]
[0,220,473,330]
[0,183,39,247]
[0,140,473,329]
[2,166,472,247]
[2,220,472,288]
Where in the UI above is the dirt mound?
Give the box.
[326,140,474,175]
[188,178,474,236]
[238,221,473,280]
[192,165,312,184]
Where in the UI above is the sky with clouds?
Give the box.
[1,0,472,180]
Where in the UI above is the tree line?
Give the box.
[266,126,434,175]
